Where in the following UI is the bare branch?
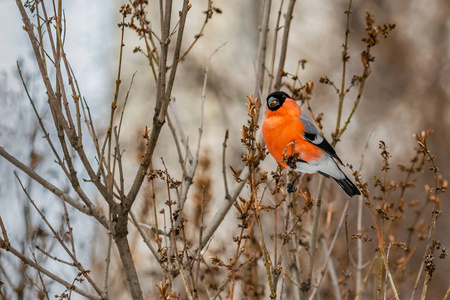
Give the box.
[322,237,342,300]
[267,0,285,95]
[254,0,272,104]
[126,0,188,211]
[178,42,224,210]
[334,0,353,138]
[17,0,114,206]
[129,211,161,264]
[112,216,142,300]
[35,245,75,267]
[190,171,247,252]
[169,101,194,163]
[273,0,296,91]
[356,194,364,291]
[30,251,50,300]
[0,217,9,245]
[309,199,350,299]
[0,146,109,228]
[305,176,325,295]
[16,62,69,178]
[103,210,112,298]
[0,239,102,300]
[165,0,190,100]
[166,113,187,175]
[222,130,230,200]
[14,173,105,298]
[195,186,206,285]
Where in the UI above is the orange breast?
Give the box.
[262,105,323,168]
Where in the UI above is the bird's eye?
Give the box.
[268,97,279,108]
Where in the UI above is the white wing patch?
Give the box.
[295,155,345,180]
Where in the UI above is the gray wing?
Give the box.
[299,113,344,166]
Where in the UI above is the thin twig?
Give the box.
[30,250,50,300]
[222,130,230,200]
[355,131,374,292]
[16,62,69,178]
[23,0,112,204]
[134,3,158,82]
[0,239,102,300]
[253,0,272,103]
[125,0,190,212]
[320,237,342,300]
[39,1,75,132]
[113,128,126,202]
[305,176,325,296]
[164,0,190,116]
[162,162,194,300]
[166,113,187,175]
[366,195,400,300]
[0,217,9,245]
[180,0,213,61]
[443,286,450,300]
[345,213,350,300]
[334,0,353,137]
[169,101,194,164]
[383,244,392,300]
[354,254,377,300]
[14,173,106,298]
[60,195,76,260]
[418,132,442,300]
[356,194,363,290]
[35,245,75,267]
[267,0,285,95]
[117,72,136,141]
[195,186,206,285]
[0,264,13,297]
[254,190,275,298]
[69,62,101,156]
[190,176,247,252]
[179,42,226,212]
[309,199,349,299]
[103,209,112,298]
[411,258,425,300]
[129,211,161,265]
[273,0,296,91]
[212,272,232,300]
[0,147,109,228]
[99,7,127,209]
[229,214,249,300]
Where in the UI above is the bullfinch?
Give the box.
[262,91,360,197]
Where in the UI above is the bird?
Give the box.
[262,91,361,197]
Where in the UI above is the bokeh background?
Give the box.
[0,0,449,298]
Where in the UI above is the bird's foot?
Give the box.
[287,183,297,193]
[287,171,303,193]
[286,155,298,169]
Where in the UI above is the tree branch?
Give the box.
[0,238,102,300]
[0,146,109,229]
[273,0,296,91]
[254,0,272,104]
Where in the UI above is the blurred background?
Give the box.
[0,0,449,298]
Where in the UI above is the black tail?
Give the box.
[332,175,361,197]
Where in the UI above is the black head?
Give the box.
[266,91,291,111]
